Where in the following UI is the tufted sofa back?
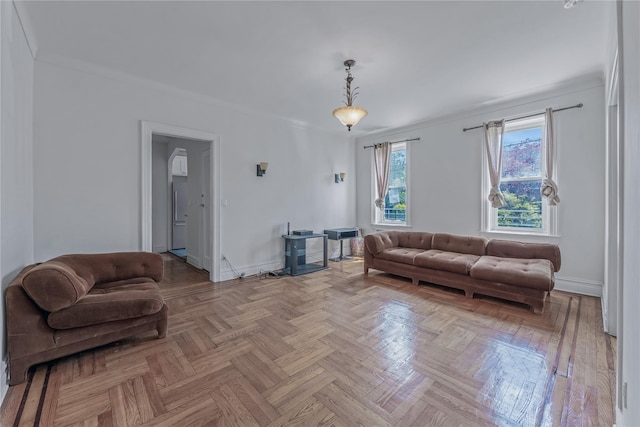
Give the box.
[365,231,490,256]
[365,231,433,254]
[432,233,488,256]
[397,232,434,250]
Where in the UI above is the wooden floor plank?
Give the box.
[314,381,393,426]
[266,397,337,427]
[1,255,617,427]
[16,366,47,427]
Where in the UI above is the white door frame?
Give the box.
[141,121,221,282]
[201,149,212,271]
[604,49,619,336]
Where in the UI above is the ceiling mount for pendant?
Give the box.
[563,0,583,8]
[332,59,368,132]
[343,59,356,69]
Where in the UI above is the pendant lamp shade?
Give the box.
[332,105,368,130]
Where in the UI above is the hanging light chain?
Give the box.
[343,63,361,106]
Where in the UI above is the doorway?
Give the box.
[169,148,188,259]
[141,121,220,282]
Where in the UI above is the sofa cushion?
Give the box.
[432,233,487,256]
[397,232,433,250]
[413,250,480,275]
[376,247,425,265]
[47,278,165,329]
[487,239,561,272]
[22,261,95,312]
[470,256,554,291]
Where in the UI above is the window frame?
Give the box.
[372,141,411,227]
[481,116,558,236]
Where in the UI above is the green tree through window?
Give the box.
[497,124,543,229]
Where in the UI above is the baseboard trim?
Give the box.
[554,275,603,297]
[216,249,338,283]
[152,245,167,253]
[219,258,284,282]
[186,254,202,269]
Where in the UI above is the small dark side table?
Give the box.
[323,228,359,262]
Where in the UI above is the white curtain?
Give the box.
[484,120,506,208]
[373,142,392,210]
[541,107,560,205]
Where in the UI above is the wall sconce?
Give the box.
[334,172,346,183]
[257,162,268,177]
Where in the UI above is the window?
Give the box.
[374,142,408,225]
[484,116,555,234]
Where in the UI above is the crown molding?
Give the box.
[35,51,348,139]
[358,72,605,141]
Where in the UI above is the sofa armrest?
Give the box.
[364,232,399,255]
[6,280,57,360]
[487,239,561,272]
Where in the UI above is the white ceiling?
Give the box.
[18,0,611,135]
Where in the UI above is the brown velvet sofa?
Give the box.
[5,252,168,385]
[364,231,561,314]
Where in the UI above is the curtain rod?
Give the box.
[462,103,584,132]
[363,137,421,149]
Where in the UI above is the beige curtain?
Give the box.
[541,108,560,205]
[484,120,506,208]
[374,142,392,210]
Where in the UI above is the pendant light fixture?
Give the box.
[332,59,368,131]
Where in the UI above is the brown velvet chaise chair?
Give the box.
[5,252,168,385]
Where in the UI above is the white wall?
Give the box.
[356,80,606,297]
[33,56,356,279]
[0,0,34,403]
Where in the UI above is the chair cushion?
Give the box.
[413,250,480,275]
[376,248,425,265]
[47,278,165,329]
[22,261,95,312]
[470,256,554,291]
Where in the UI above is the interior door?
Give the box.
[202,150,212,272]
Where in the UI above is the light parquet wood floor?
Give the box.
[2,255,616,426]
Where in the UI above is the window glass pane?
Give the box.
[383,145,406,222]
[498,179,542,229]
[502,127,542,179]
